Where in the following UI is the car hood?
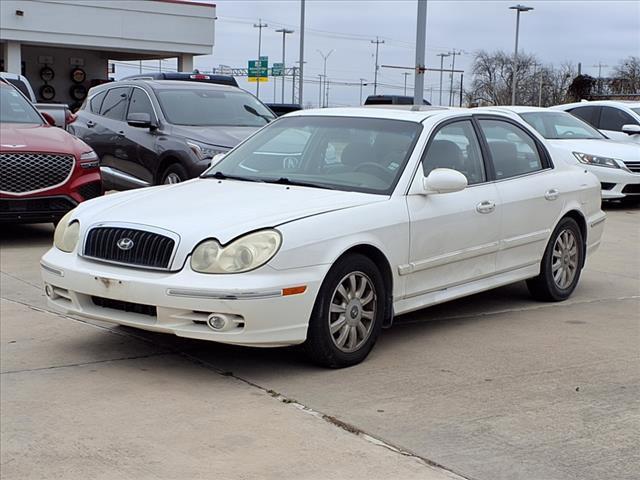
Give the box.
[75,178,386,251]
[0,123,84,154]
[172,125,262,149]
[547,138,640,160]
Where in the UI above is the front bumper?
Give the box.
[40,248,326,347]
[588,166,640,199]
[0,195,77,223]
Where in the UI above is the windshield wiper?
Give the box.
[202,171,262,182]
[264,177,335,190]
[244,105,273,123]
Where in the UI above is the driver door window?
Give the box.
[422,120,486,185]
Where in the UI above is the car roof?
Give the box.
[556,100,640,109]
[90,79,240,94]
[476,106,566,115]
[286,106,488,123]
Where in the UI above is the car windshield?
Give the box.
[155,87,275,127]
[519,111,604,140]
[203,116,422,195]
[0,86,43,124]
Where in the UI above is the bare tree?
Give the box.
[610,56,640,94]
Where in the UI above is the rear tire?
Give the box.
[161,163,188,185]
[304,254,385,368]
[526,217,584,302]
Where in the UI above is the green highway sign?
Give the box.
[272,62,284,76]
[248,59,269,82]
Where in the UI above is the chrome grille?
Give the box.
[84,227,176,270]
[0,152,75,193]
[623,161,640,173]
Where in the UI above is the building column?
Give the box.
[3,41,22,74]
[177,54,193,73]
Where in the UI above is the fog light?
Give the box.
[207,313,227,331]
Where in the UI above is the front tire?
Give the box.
[161,163,188,185]
[304,254,385,368]
[527,217,584,301]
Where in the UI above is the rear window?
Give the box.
[4,78,31,99]
[0,86,42,124]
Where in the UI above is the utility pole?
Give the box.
[359,78,367,105]
[318,74,323,107]
[437,52,450,106]
[371,36,385,95]
[448,50,462,106]
[317,49,334,107]
[291,66,297,103]
[325,79,330,107]
[414,0,427,105]
[298,0,305,106]
[402,72,411,96]
[276,28,294,104]
[592,62,609,94]
[538,75,544,106]
[253,18,268,99]
[509,4,534,105]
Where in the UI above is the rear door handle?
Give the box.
[476,200,496,214]
[117,130,125,136]
[545,188,559,201]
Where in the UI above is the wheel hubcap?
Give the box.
[164,173,182,184]
[328,272,376,353]
[552,229,579,289]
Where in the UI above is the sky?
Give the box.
[116,0,640,107]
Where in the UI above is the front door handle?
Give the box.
[117,130,126,136]
[545,188,560,201]
[86,120,95,128]
[476,200,496,214]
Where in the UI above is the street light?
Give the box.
[509,4,534,105]
[317,49,334,107]
[275,28,294,104]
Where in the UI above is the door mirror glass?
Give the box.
[423,168,468,194]
[127,112,152,128]
[622,124,640,135]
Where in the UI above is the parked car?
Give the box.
[0,72,76,129]
[41,107,605,367]
[480,106,639,201]
[0,81,102,224]
[365,95,431,105]
[70,80,276,189]
[553,100,640,144]
[265,103,302,117]
[121,72,238,88]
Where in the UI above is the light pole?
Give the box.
[253,18,268,99]
[402,72,411,96]
[318,74,323,107]
[317,49,334,107]
[509,4,533,105]
[276,28,294,104]
[414,0,427,106]
[359,78,368,105]
[371,37,385,95]
[298,0,305,106]
[437,52,450,106]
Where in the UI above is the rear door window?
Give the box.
[567,106,600,128]
[89,91,106,113]
[100,87,130,121]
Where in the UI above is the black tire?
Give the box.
[526,217,584,302]
[304,253,385,368]
[160,163,188,185]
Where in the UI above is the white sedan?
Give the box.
[478,106,640,200]
[41,108,605,367]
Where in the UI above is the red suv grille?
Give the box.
[0,152,74,194]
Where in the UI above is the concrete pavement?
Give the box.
[1,204,639,480]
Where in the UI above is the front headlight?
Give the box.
[53,210,80,252]
[186,140,228,160]
[573,152,621,169]
[79,150,99,169]
[191,230,282,274]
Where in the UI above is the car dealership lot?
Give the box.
[1,204,638,480]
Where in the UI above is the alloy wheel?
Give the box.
[552,229,579,289]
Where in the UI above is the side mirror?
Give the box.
[41,112,56,126]
[209,152,226,167]
[127,112,154,129]
[621,124,640,135]
[423,168,468,194]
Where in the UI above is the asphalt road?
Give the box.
[1,202,638,480]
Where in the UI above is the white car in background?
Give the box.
[554,100,640,144]
[41,107,605,367]
[481,107,639,201]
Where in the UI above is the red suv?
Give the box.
[0,81,102,224]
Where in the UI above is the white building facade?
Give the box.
[1,0,215,106]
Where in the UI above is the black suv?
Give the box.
[71,80,275,189]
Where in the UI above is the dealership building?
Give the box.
[0,0,215,107]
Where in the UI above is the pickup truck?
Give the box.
[0,72,75,129]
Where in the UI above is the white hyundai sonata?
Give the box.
[41,107,606,367]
